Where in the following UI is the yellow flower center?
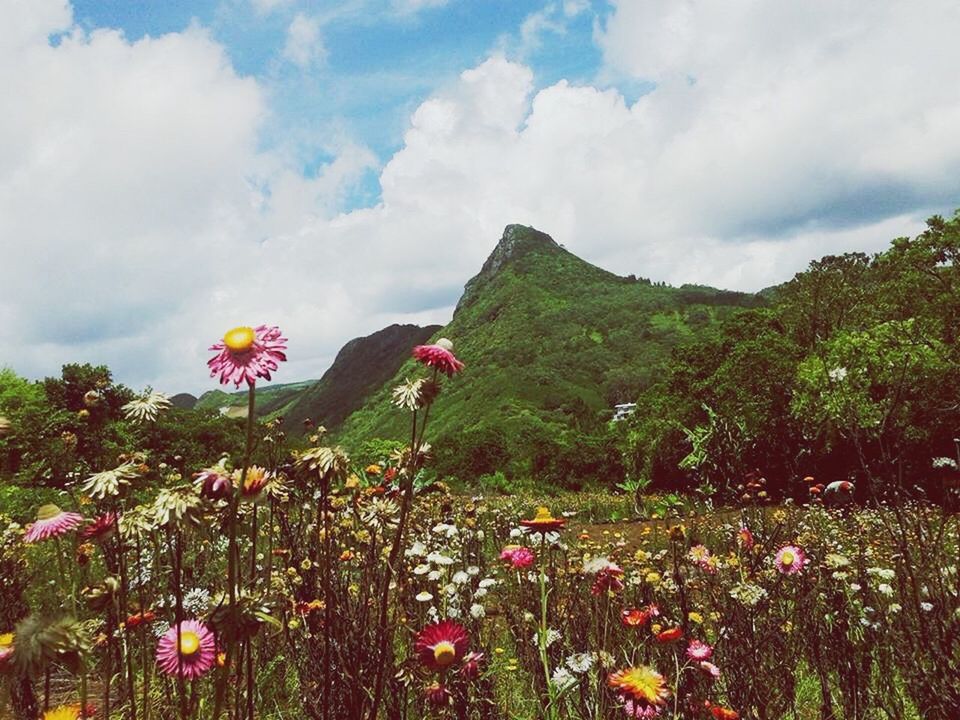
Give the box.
[0,632,13,647]
[37,504,62,521]
[780,551,795,566]
[179,631,201,656]
[533,507,553,522]
[223,326,256,354]
[433,641,456,667]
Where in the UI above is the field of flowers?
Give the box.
[1,327,958,720]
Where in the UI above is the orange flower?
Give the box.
[655,627,683,643]
[710,705,740,720]
[608,665,669,705]
[339,550,354,562]
[364,464,382,476]
[124,610,156,629]
[520,507,565,533]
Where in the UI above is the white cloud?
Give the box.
[250,0,292,15]
[282,13,326,69]
[390,0,449,14]
[2,0,958,395]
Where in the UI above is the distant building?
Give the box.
[612,403,637,422]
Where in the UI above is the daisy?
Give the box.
[24,505,84,543]
[79,512,117,544]
[520,507,565,533]
[654,627,683,643]
[234,465,271,502]
[208,325,287,388]
[122,390,172,423]
[774,545,808,575]
[500,545,535,569]
[699,661,721,678]
[608,665,670,707]
[412,339,464,376]
[686,639,713,661]
[414,620,470,672]
[156,620,216,679]
[736,525,755,550]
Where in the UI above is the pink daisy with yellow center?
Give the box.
[412,340,464,376]
[208,325,287,388]
[24,505,85,543]
[686,639,713,661]
[774,545,808,575]
[156,620,216,679]
[414,620,470,672]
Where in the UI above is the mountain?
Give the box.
[170,393,198,410]
[281,323,442,431]
[194,380,318,419]
[334,224,764,480]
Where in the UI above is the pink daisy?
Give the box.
[156,620,216,679]
[623,700,663,718]
[774,545,808,575]
[208,325,287,388]
[80,512,117,544]
[500,545,535,569]
[412,341,464,377]
[414,620,470,672]
[24,505,85,543]
[686,639,713,661]
[700,661,721,678]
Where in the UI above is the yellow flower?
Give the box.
[645,571,661,584]
[300,559,312,571]
[688,612,703,624]
[0,632,13,647]
[608,665,670,706]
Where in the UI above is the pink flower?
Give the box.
[623,699,663,718]
[500,545,535,569]
[412,341,464,376]
[686,639,713,661]
[414,620,470,672]
[591,563,625,596]
[774,545,808,575]
[196,467,232,501]
[736,525,755,550]
[208,325,287,388]
[423,682,451,707]
[460,651,484,679]
[79,512,117,544]
[699,661,721,678]
[24,505,84,543]
[156,620,216,679]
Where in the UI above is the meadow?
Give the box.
[1,331,958,720]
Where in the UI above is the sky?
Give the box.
[2,0,960,395]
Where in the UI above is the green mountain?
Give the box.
[195,380,317,419]
[282,323,442,431]
[335,224,764,482]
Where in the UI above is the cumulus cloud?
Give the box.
[282,13,326,69]
[2,0,958,394]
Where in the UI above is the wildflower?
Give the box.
[416,592,434,602]
[124,610,156,629]
[155,620,216,679]
[364,464,382,475]
[566,652,594,674]
[423,682,451,707]
[208,325,288,388]
[774,545,808,575]
[500,545,535,569]
[392,378,425,410]
[688,611,703,624]
[196,466,232,501]
[736,525,755,550]
[0,634,13,670]
[414,620,470,672]
[461,651,483,679]
[412,339,464,376]
[234,465,271,502]
[552,666,578,692]
[623,699,663,718]
[122,390,172,423]
[592,563,625,595]
[699,661,721,678]
[43,705,97,720]
[520,507,565,533]
[920,602,934,612]
[655,627,683,643]
[469,603,485,619]
[686,639,713,660]
[730,581,767,606]
[709,705,740,720]
[608,665,670,707]
[621,607,655,627]
[24,505,85,543]
[79,512,117,544]
[82,462,139,499]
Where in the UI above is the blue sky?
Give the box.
[70,0,607,209]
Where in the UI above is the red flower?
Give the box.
[80,512,117,544]
[423,682,451,707]
[591,564,625,595]
[655,627,683,643]
[125,610,156,629]
[710,705,740,720]
[460,651,484,680]
[414,620,470,672]
[621,605,658,627]
[412,341,464,377]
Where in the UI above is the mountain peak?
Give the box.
[456,225,563,315]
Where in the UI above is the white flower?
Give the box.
[478,578,497,589]
[565,652,594,674]
[849,583,861,592]
[415,591,434,602]
[427,570,442,581]
[476,530,485,541]
[82,461,139,499]
[446,606,461,619]
[122,390,172,423]
[413,564,431,575]
[444,583,457,596]
[432,522,459,538]
[509,528,523,539]
[474,588,487,599]
[466,565,480,576]
[551,667,578,693]
[470,603,485,619]
[406,541,427,557]
[532,628,561,648]
[452,571,470,585]
[829,366,848,382]
[932,456,958,469]
[427,552,454,566]
[888,603,902,614]
[920,602,934,612]
[877,583,894,597]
